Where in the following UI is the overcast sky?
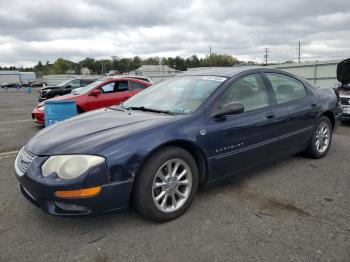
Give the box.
[0,0,349,67]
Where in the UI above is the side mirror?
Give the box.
[89,89,101,96]
[65,84,72,89]
[212,102,244,118]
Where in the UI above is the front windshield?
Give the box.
[57,79,73,87]
[122,76,227,114]
[72,80,103,95]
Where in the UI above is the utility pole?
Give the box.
[209,46,212,69]
[298,41,301,63]
[264,48,269,65]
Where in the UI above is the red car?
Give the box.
[32,77,152,124]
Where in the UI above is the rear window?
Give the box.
[129,81,147,90]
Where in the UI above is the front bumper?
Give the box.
[14,156,133,216]
[339,105,350,121]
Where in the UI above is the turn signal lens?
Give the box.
[54,186,101,199]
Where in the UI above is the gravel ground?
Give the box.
[0,88,349,262]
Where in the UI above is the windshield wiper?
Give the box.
[126,106,175,115]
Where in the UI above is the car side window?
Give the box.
[217,74,269,112]
[81,79,94,86]
[129,81,146,90]
[116,81,129,92]
[68,79,81,88]
[100,82,115,94]
[265,73,307,104]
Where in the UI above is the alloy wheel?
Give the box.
[152,159,193,213]
[315,122,330,153]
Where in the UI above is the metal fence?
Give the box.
[271,60,341,88]
[43,74,101,86]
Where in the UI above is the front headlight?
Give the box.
[42,155,105,180]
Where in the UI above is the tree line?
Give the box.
[0,54,255,77]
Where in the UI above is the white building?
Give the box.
[0,71,36,84]
[130,65,182,83]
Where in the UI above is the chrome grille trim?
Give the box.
[340,97,350,105]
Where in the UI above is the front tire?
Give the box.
[306,116,333,158]
[132,146,199,222]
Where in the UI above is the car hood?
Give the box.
[337,58,350,84]
[49,93,79,101]
[40,85,62,91]
[26,109,176,155]
[36,93,78,107]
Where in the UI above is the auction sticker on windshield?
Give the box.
[202,76,227,82]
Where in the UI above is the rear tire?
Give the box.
[132,146,199,222]
[306,116,332,158]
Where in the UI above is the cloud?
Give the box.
[0,0,349,67]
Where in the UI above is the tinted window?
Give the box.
[81,79,95,86]
[68,79,81,88]
[100,82,115,93]
[266,73,307,104]
[218,74,269,112]
[129,81,147,90]
[116,81,129,92]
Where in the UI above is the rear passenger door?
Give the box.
[263,72,318,155]
[129,80,148,95]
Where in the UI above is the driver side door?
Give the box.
[205,73,278,182]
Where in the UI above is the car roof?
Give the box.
[182,66,263,77]
[102,77,151,85]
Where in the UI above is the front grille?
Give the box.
[15,148,37,176]
[340,97,350,105]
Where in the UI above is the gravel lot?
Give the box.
[0,88,349,262]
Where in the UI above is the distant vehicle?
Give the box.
[32,77,152,124]
[38,78,98,101]
[1,82,22,88]
[31,81,47,88]
[18,67,341,222]
[337,58,350,121]
[21,81,34,87]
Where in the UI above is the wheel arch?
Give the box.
[320,111,335,129]
[136,140,209,186]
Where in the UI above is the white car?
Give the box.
[337,58,350,121]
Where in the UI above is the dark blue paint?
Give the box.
[14,68,342,216]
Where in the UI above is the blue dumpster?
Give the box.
[45,100,77,127]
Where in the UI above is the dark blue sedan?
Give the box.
[14,67,341,222]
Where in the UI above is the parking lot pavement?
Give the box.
[0,89,349,262]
